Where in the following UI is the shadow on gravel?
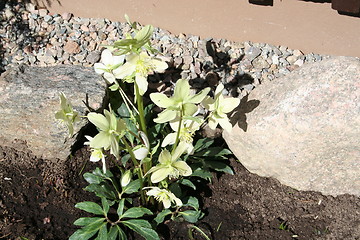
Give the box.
[0,1,50,73]
[19,0,62,8]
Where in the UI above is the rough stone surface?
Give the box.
[224,57,360,196]
[0,65,106,161]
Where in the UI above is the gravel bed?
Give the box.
[0,2,330,97]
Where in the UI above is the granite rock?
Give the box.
[0,65,106,161]
[224,57,360,196]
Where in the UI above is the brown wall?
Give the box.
[33,0,360,57]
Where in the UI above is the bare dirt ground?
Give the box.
[0,139,359,240]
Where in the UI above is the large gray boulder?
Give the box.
[224,57,360,196]
[0,65,106,161]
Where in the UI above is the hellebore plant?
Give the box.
[56,17,240,240]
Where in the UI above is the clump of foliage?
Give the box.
[56,16,240,240]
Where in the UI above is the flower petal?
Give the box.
[218,116,233,133]
[101,49,113,66]
[171,141,187,162]
[208,116,218,130]
[103,72,115,84]
[162,198,171,209]
[221,97,240,113]
[94,63,106,74]
[154,109,177,123]
[188,87,210,104]
[90,132,111,149]
[150,93,174,108]
[151,167,172,183]
[158,149,172,164]
[174,79,190,101]
[161,132,177,147]
[152,58,168,73]
[87,112,109,131]
[215,83,224,96]
[135,74,148,96]
[133,146,149,160]
[173,161,192,176]
[113,62,136,79]
[183,103,198,117]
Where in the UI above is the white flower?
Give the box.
[87,110,127,159]
[162,118,202,154]
[133,131,150,161]
[94,49,125,84]
[85,136,107,173]
[113,51,168,95]
[146,142,192,183]
[143,187,182,209]
[150,79,210,123]
[202,83,240,132]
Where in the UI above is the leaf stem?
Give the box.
[134,83,147,136]
[171,110,183,155]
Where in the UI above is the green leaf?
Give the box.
[179,179,196,190]
[121,154,131,167]
[122,219,160,240]
[101,197,110,215]
[204,160,234,175]
[74,217,104,226]
[154,209,172,225]
[169,182,181,197]
[117,225,128,240]
[75,202,104,215]
[194,147,232,157]
[69,218,106,240]
[93,167,114,178]
[134,25,153,46]
[123,179,141,194]
[183,196,199,211]
[83,172,103,184]
[190,168,213,181]
[151,141,160,155]
[117,102,131,118]
[121,207,152,219]
[178,210,203,223]
[108,226,119,240]
[117,199,125,218]
[193,138,214,152]
[85,182,117,200]
[95,223,108,240]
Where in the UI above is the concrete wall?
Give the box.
[32,0,360,57]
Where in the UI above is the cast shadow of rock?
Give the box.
[230,94,260,132]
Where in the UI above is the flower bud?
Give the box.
[121,170,132,187]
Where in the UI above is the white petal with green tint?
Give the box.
[174,79,190,101]
[188,88,211,104]
[222,97,240,113]
[152,58,168,72]
[113,62,136,79]
[87,113,109,131]
[154,109,177,123]
[158,149,171,164]
[135,74,148,96]
[150,93,174,108]
[171,141,187,161]
[90,131,112,149]
[172,161,192,176]
[150,167,172,183]
[161,133,177,147]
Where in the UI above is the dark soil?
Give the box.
[0,140,359,240]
